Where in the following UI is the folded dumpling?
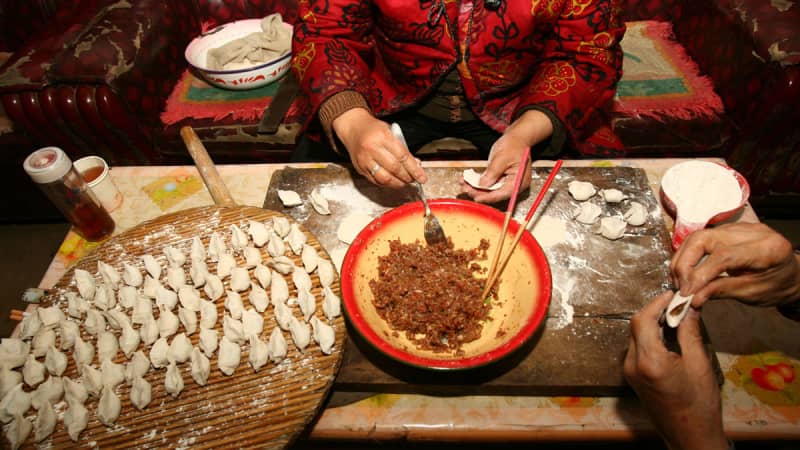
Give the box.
[166,266,186,291]
[309,187,330,215]
[253,263,271,289]
[223,315,245,344]
[207,232,226,262]
[249,284,269,313]
[190,258,208,288]
[310,317,336,355]
[225,291,244,319]
[217,336,241,376]
[190,236,206,263]
[58,319,80,351]
[274,300,292,331]
[268,328,288,363]
[163,245,186,268]
[301,244,319,273]
[141,254,162,280]
[124,351,150,385]
[178,285,201,311]
[243,246,262,269]
[97,261,121,289]
[204,274,224,301]
[157,306,179,338]
[168,333,192,364]
[267,232,285,258]
[33,400,56,442]
[97,386,121,426]
[248,220,270,247]
[149,337,170,369]
[287,224,307,255]
[190,347,210,386]
[272,216,291,238]
[178,307,198,335]
[100,358,125,389]
[117,285,138,309]
[155,284,178,310]
[73,269,96,301]
[270,272,289,305]
[120,324,141,358]
[248,334,269,372]
[199,299,218,329]
[230,224,249,253]
[217,252,236,279]
[63,377,88,405]
[63,398,89,441]
[0,383,31,422]
[30,375,62,410]
[22,355,45,388]
[130,376,151,410]
[297,289,316,322]
[289,315,311,352]
[5,413,32,450]
[292,267,313,293]
[229,267,251,292]
[317,258,335,288]
[164,360,184,398]
[322,286,342,321]
[44,345,67,376]
[199,328,218,358]
[242,308,264,337]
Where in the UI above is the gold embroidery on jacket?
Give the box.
[578,32,616,64]
[563,0,592,17]
[293,42,316,81]
[531,61,576,96]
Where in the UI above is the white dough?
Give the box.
[125,351,150,385]
[139,314,159,347]
[81,365,103,397]
[63,399,89,441]
[666,291,694,328]
[317,259,335,288]
[301,244,319,273]
[19,312,42,340]
[190,347,211,386]
[22,355,45,388]
[248,220,270,247]
[64,377,88,405]
[199,299,218,329]
[93,283,116,311]
[267,256,294,275]
[164,245,186,268]
[5,413,32,449]
[37,306,63,329]
[190,236,206,263]
[309,187,331,215]
[60,319,80,351]
[33,400,56,442]
[120,323,141,358]
[254,263,271,289]
[322,286,342,321]
[158,306,180,338]
[178,306,198,335]
[287,223,307,255]
[98,260,121,289]
[463,168,504,191]
[178,285,201,311]
[272,216,291,238]
[600,188,628,203]
[217,336,241,376]
[30,376,62,410]
[0,384,31,423]
[66,292,89,319]
[190,259,208,288]
[242,308,264,337]
[624,201,648,226]
[250,284,269,313]
[229,267,251,292]
[100,358,125,389]
[97,386,121,426]
[208,231,227,263]
[97,331,118,362]
[44,345,67,376]
[104,308,131,331]
[141,254,162,280]
[573,202,603,224]
[165,360,184,398]
[568,180,597,201]
[243,246,262,269]
[74,269,96,301]
[168,333,192,364]
[292,267,313,293]
[278,189,303,207]
[268,327,288,363]
[167,266,186,291]
[270,271,289,305]
[599,216,627,240]
[225,291,244,319]
[248,334,269,372]
[274,298,293,331]
[149,337,170,369]
[310,316,336,355]
[155,284,178,310]
[142,275,160,299]
[267,232,286,258]
[31,329,55,358]
[661,160,742,223]
[336,212,373,244]
[297,289,316,322]
[73,336,94,369]
[122,262,143,287]
[230,223,249,253]
[130,376,152,410]
[199,328,218,358]
[118,285,138,309]
[289,315,311,352]
[204,273,224,301]
[223,315,245,344]
[83,309,105,337]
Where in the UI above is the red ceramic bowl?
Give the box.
[340,199,551,370]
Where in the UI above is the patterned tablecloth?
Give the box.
[32,159,800,441]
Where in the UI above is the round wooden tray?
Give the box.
[28,205,345,449]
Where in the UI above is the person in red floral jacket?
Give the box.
[290,0,625,202]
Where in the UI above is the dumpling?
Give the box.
[22,354,45,388]
[178,285,201,311]
[166,266,186,291]
[0,368,21,400]
[624,201,648,226]
[142,275,160,299]
[223,315,245,344]
[66,292,89,319]
[297,289,316,322]
[217,336,241,376]
[36,306,64,329]
[19,311,42,340]
[253,264,271,289]
[98,260,121,289]
[83,308,105,337]
[199,299,218,329]
[149,337,170,369]
[230,224,249,253]
[267,232,285,258]
[287,223,307,255]
[63,399,89,441]
[124,351,150,385]
[178,307,198,335]
[5,414,32,450]
[97,331,119,362]
[225,291,244,319]
[267,256,294,275]
[309,187,331,215]
[31,328,55,358]
[277,189,303,207]
[190,236,206,263]
[317,258,335,288]
[30,375,62,410]
[301,244,319,273]
[74,268,96,300]
[64,377,88,405]
[248,334,268,372]
[168,333,192,364]
[118,285,138,309]
[164,245,186,267]
[274,300,293,331]
[600,188,628,203]
[199,328,218,358]
[130,376,151,410]
[44,345,68,376]
[60,319,80,351]
[104,308,131,331]
[292,267,313,293]
[0,384,31,422]
[141,254,162,279]
[120,323,141,358]
[81,365,103,397]
[73,335,94,369]
[289,315,311,352]
[164,360,184,397]
[243,246,262,269]
[207,231,226,262]
[270,272,289,305]
[230,267,251,293]
[310,317,336,355]
[249,284,269,313]
[216,252,236,279]
[93,283,116,310]
[155,284,178,310]
[190,259,208,288]
[599,216,627,240]
[0,339,29,369]
[573,202,603,225]
[242,308,264,337]
[122,262,143,287]
[248,220,270,247]
[33,400,56,442]
[100,358,125,389]
[157,305,180,338]
[322,286,341,320]
[139,314,159,347]
[268,328,287,363]
[203,274,224,300]
[97,386,121,426]
[272,216,291,238]
[567,180,597,201]
[190,347,210,386]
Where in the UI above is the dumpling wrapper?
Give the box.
[462,169,504,191]
[278,189,303,207]
[665,291,694,328]
[336,213,373,244]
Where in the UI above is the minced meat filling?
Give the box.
[369,238,493,353]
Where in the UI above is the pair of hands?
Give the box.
[332,108,553,202]
[625,223,800,449]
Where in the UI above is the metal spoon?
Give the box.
[390,123,447,246]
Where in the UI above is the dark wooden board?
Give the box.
[264,164,675,396]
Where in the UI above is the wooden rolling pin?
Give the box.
[180,126,236,206]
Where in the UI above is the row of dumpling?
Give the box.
[567,180,650,240]
[278,188,331,215]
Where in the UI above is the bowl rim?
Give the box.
[184,18,293,75]
[340,198,552,371]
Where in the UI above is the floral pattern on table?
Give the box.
[141,175,204,211]
[726,351,800,423]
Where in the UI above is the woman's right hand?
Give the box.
[333,108,427,189]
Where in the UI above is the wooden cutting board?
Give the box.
[264,164,679,396]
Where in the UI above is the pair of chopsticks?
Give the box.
[482,158,564,298]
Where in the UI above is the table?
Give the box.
[31,159,800,442]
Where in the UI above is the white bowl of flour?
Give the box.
[660,160,750,249]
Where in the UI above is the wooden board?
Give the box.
[264,165,674,396]
[19,205,345,449]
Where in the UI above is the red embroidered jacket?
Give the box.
[291,0,625,153]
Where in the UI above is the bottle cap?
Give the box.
[23,147,73,184]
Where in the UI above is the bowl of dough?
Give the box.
[185,14,293,90]
[339,199,552,370]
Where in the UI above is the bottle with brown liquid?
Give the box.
[23,147,115,241]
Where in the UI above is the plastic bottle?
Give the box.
[23,147,115,241]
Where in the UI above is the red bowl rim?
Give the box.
[340,198,552,371]
[660,161,751,225]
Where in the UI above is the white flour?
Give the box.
[530,215,567,247]
[661,161,741,223]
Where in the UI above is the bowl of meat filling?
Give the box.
[340,199,551,370]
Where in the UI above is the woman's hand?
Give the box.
[333,108,427,189]
[460,109,552,203]
[624,291,729,450]
[671,222,800,308]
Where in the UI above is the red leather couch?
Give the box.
[1,0,798,219]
